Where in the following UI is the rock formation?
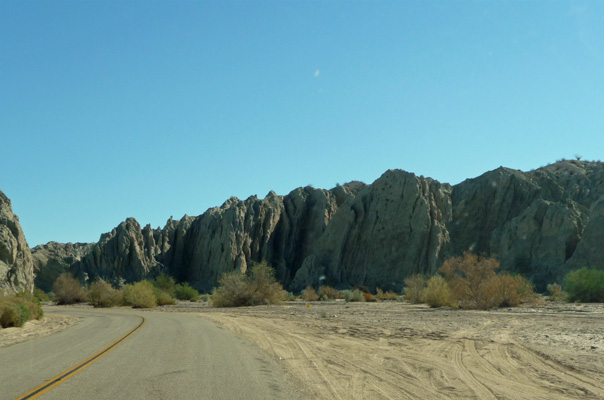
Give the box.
[290,170,452,291]
[32,241,95,292]
[31,160,604,292]
[0,191,34,295]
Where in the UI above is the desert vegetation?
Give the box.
[564,268,604,303]
[0,292,44,328]
[25,255,604,316]
[88,280,123,308]
[174,282,199,301]
[401,253,537,309]
[211,262,287,307]
[52,272,87,305]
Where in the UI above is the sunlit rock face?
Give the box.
[32,160,604,292]
[0,191,34,295]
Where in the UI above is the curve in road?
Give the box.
[0,307,307,400]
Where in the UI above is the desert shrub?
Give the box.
[343,289,365,302]
[34,288,50,302]
[88,280,123,308]
[200,293,211,302]
[546,282,568,302]
[440,252,500,309]
[403,274,426,304]
[492,274,535,307]
[211,271,253,307]
[286,291,297,301]
[301,286,319,301]
[153,287,176,306]
[440,253,535,309]
[423,276,455,308]
[53,272,87,305]
[0,300,30,328]
[376,288,400,301]
[153,274,176,295]
[211,262,287,307]
[317,286,342,300]
[174,283,199,301]
[564,268,604,303]
[123,281,157,308]
[13,292,44,320]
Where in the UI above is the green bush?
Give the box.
[153,274,176,295]
[546,282,568,302]
[301,286,319,301]
[423,275,455,308]
[564,268,604,303]
[153,287,177,305]
[34,288,50,302]
[88,280,123,308]
[123,281,157,308]
[174,282,199,301]
[0,301,30,328]
[343,289,365,302]
[14,292,44,320]
[403,274,426,304]
[211,262,287,307]
[52,272,87,305]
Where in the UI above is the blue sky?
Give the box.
[1,1,603,246]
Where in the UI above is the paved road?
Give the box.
[0,307,307,400]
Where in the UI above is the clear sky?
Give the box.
[1,1,603,247]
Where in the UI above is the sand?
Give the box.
[0,312,78,348]
[196,301,604,400]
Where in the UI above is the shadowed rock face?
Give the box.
[31,160,604,292]
[0,191,34,295]
[290,170,452,291]
[32,241,95,293]
[450,160,604,290]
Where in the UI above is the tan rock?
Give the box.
[0,191,34,295]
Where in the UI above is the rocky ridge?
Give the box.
[0,191,34,295]
[32,160,604,292]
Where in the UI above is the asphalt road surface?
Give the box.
[0,307,308,400]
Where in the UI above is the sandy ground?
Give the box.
[0,311,78,348]
[3,301,603,399]
[194,301,604,400]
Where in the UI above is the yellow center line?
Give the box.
[14,316,146,400]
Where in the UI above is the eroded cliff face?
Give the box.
[69,218,164,285]
[179,187,342,291]
[291,170,452,291]
[0,191,34,295]
[32,241,95,292]
[32,160,604,292]
[450,160,604,289]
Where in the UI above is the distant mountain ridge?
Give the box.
[29,160,604,293]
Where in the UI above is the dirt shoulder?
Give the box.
[0,308,79,348]
[193,301,604,400]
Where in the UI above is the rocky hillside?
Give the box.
[32,160,604,292]
[0,191,34,295]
